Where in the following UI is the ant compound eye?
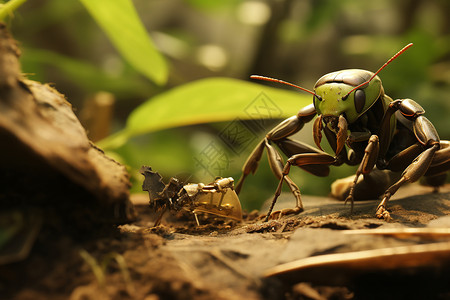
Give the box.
[354,89,366,113]
[313,94,322,107]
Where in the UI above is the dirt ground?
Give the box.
[1,183,450,300]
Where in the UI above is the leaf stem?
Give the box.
[0,0,27,21]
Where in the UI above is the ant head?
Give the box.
[251,43,413,100]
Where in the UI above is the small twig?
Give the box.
[209,249,261,286]
[277,221,288,233]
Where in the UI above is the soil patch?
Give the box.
[2,183,450,300]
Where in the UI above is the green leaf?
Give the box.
[78,0,168,85]
[98,77,312,149]
[0,0,27,21]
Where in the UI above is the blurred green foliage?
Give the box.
[4,0,450,210]
[20,48,152,97]
[79,0,168,85]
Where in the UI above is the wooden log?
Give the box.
[0,23,135,226]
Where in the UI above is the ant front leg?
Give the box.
[236,104,315,193]
[265,152,336,221]
[344,135,380,212]
[376,99,441,219]
[236,104,329,220]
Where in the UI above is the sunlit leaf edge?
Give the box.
[98,77,312,149]
[78,0,168,85]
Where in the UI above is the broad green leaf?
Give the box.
[98,77,312,149]
[78,0,168,85]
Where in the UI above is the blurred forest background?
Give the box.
[7,0,450,210]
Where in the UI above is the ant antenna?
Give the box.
[250,75,318,97]
[343,43,413,99]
